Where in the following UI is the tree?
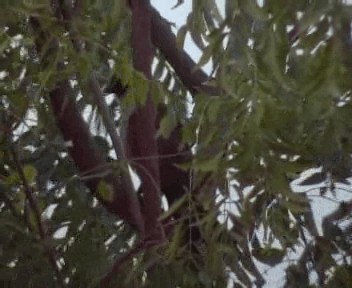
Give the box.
[0,0,352,287]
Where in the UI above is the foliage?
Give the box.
[0,0,352,287]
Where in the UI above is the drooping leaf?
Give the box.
[23,165,37,183]
[252,247,285,266]
[97,180,114,202]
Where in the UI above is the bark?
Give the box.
[30,17,144,233]
[129,0,163,242]
[150,8,212,95]
[106,6,218,96]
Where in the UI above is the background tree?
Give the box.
[0,0,352,287]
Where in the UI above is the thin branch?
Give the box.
[72,0,83,17]
[0,182,25,224]
[88,73,128,160]
[150,7,219,96]
[10,145,43,238]
[322,199,352,224]
[99,241,144,287]
[9,145,65,286]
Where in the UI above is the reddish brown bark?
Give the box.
[30,17,144,233]
[128,0,163,242]
[105,4,216,210]
[105,3,218,246]
[150,8,209,94]
[106,7,216,96]
[50,82,143,230]
[156,112,191,206]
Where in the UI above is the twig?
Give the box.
[0,182,24,223]
[72,0,83,17]
[322,199,352,224]
[9,145,65,286]
[98,241,144,287]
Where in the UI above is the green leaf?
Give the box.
[176,25,188,49]
[193,44,213,72]
[252,247,285,266]
[242,0,268,21]
[187,11,206,50]
[206,99,222,123]
[23,165,37,183]
[284,192,310,214]
[0,33,10,55]
[194,153,222,172]
[159,194,188,221]
[205,0,223,23]
[97,180,114,202]
[165,223,185,259]
[327,265,352,288]
[0,217,28,235]
[285,199,309,214]
[158,113,177,139]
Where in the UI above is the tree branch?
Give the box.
[322,200,352,225]
[98,241,144,287]
[105,6,219,97]
[129,0,163,243]
[55,0,143,234]
[150,7,218,95]
[30,16,144,233]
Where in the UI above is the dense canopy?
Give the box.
[0,1,352,287]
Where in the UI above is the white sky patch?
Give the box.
[105,234,117,247]
[42,203,58,219]
[129,165,141,191]
[53,225,69,239]
[0,71,8,79]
